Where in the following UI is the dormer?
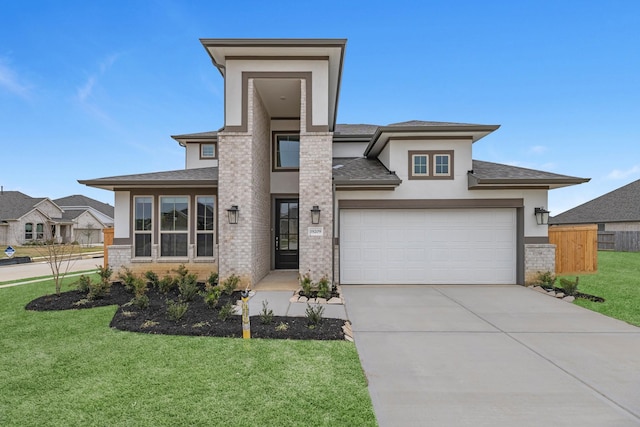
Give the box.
[172,131,219,169]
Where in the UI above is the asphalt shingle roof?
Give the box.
[54,195,114,217]
[550,179,640,224]
[332,158,401,186]
[0,191,46,221]
[471,160,586,181]
[78,167,218,190]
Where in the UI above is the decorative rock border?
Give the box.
[529,285,575,302]
[289,286,344,305]
[342,321,353,342]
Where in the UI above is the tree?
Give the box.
[32,221,79,295]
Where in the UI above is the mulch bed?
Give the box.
[25,283,346,340]
[541,286,605,303]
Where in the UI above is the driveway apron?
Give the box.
[342,285,640,427]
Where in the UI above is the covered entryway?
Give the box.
[340,208,517,284]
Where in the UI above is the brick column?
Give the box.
[524,243,556,285]
[298,79,333,283]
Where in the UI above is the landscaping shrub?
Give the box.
[166,299,189,322]
[300,272,313,296]
[130,276,149,309]
[317,276,331,299]
[217,301,235,321]
[97,264,113,283]
[87,279,111,300]
[178,273,199,302]
[117,267,137,292]
[560,276,580,296]
[536,270,556,288]
[75,274,92,293]
[305,304,324,328]
[207,272,218,287]
[202,285,222,308]
[221,274,240,295]
[158,274,175,294]
[259,300,274,325]
[144,270,159,288]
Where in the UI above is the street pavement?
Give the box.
[0,257,103,285]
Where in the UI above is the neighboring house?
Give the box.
[0,190,74,246]
[54,195,115,245]
[79,38,589,285]
[550,179,640,251]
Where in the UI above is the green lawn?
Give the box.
[560,251,640,327]
[0,276,376,426]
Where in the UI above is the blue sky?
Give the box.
[1,1,639,214]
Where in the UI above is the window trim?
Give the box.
[133,196,153,258]
[272,132,300,171]
[433,153,451,177]
[195,195,216,258]
[200,143,217,159]
[408,150,454,180]
[159,195,190,258]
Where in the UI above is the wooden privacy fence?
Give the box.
[103,228,114,267]
[598,231,640,252]
[548,225,598,275]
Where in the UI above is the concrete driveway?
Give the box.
[342,285,640,427]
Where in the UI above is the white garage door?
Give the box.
[340,209,516,284]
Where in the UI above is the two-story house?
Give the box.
[79,38,589,286]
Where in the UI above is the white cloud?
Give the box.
[606,165,640,180]
[76,53,119,103]
[528,145,548,155]
[0,58,32,98]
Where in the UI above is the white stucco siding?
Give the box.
[185,144,218,169]
[114,191,130,239]
[225,59,329,128]
[333,142,368,158]
[335,188,548,238]
[378,144,391,170]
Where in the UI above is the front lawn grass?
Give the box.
[560,251,640,327]
[0,277,376,426]
[1,245,102,260]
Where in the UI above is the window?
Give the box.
[134,196,153,257]
[160,196,188,257]
[408,150,454,180]
[196,196,215,257]
[273,133,300,170]
[412,154,429,176]
[434,154,450,176]
[201,143,216,159]
[25,223,33,240]
[36,223,44,240]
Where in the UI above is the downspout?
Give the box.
[332,179,336,285]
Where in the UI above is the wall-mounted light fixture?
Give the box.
[227,205,239,224]
[310,205,321,224]
[534,207,550,225]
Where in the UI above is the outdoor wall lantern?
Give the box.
[534,207,550,225]
[310,205,321,224]
[227,205,239,224]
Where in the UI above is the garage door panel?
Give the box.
[340,208,516,285]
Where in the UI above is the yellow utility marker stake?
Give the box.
[241,289,251,339]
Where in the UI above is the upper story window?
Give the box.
[200,143,216,159]
[408,150,454,180]
[134,196,153,257]
[273,133,300,171]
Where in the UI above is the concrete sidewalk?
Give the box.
[342,285,640,427]
[247,290,348,320]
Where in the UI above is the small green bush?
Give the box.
[178,273,199,302]
[97,264,113,283]
[560,276,580,296]
[202,285,222,308]
[259,300,274,325]
[217,301,235,321]
[300,272,313,296]
[158,274,175,294]
[536,271,556,287]
[207,272,218,287]
[166,299,189,322]
[76,274,92,293]
[144,271,159,288]
[305,304,324,328]
[317,276,331,299]
[132,294,149,309]
[87,280,111,300]
[173,264,189,281]
[221,274,240,295]
[117,267,137,293]
[275,321,289,331]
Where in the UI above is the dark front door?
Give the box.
[275,199,299,269]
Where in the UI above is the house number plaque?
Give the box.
[308,227,323,237]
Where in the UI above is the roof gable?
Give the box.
[54,195,114,217]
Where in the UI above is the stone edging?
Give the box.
[288,286,344,305]
[529,285,575,302]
